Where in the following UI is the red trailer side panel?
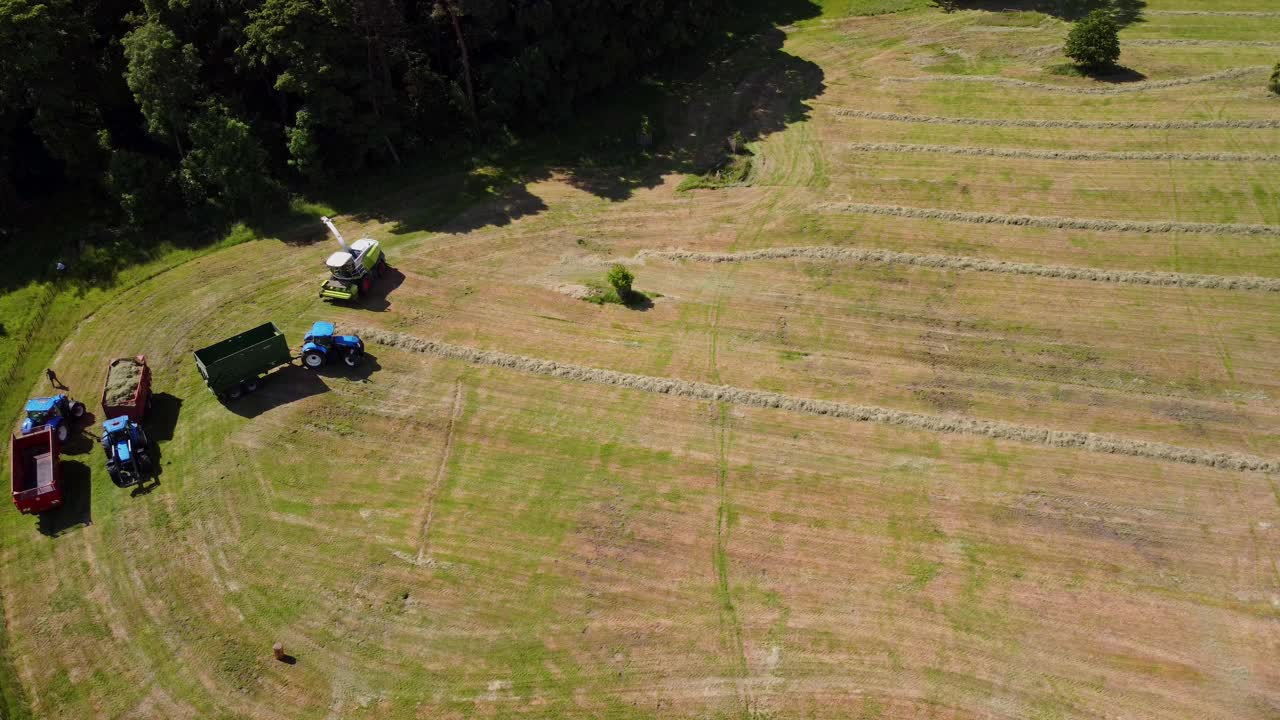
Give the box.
[11,428,62,514]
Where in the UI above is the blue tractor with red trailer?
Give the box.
[20,394,86,443]
[301,321,365,369]
[101,416,154,488]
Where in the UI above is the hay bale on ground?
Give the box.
[104,359,143,406]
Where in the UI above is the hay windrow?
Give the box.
[104,359,143,406]
[818,202,1280,237]
[1146,9,1280,16]
[637,247,1280,292]
[844,142,1280,163]
[1126,39,1280,48]
[844,141,1274,162]
[831,109,1280,130]
[883,66,1268,95]
[359,329,1280,475]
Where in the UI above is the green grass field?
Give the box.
[1,1,1278,718]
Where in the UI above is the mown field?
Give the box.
[2,1,1279,718]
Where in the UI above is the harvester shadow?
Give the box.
[358,268,406,312]
[222,365,329,419]
[36,460,91,536]
[147,393,183,443]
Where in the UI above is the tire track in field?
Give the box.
[637,247,1280,292]
[817,202,1280,237]
[830,108,1280,130]
[883,66,1269,94]
[843,142,1280,163]
[360,329,1280,474]
[411,380,464,567]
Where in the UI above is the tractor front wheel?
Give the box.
[343,349,363,368]
[71,402,86,418]
[303,350,325,369]
[108,467,124,488]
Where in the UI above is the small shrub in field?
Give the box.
[607,264,634,299]
[1064,9,1120,72]
[1270,63,1280,96]
[727,130,745,154]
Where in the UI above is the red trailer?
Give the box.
[101,355,151,422]
[11,428,61,514]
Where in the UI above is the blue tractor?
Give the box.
[101,416,154,487]
[21,395,86,443]
[301,321,365,370]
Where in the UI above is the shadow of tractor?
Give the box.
[222,365,329,419]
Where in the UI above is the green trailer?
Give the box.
[193,322,293,399]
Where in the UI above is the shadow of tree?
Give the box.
[311,0,824,237]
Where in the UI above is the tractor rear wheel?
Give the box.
[343,349,363,368]
[227,385,243,400]
[303,351,325,369]
[244,378,261,393]
[56,424,69,443]
[71,402,86,418]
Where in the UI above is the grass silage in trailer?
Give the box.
[1,1,1279,719]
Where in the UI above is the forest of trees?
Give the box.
[0,0,728,235]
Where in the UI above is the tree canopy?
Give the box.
[1,0,729,234]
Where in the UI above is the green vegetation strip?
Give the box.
[883,66,1269,95]
[844,142,1280,163]
[360,329,1280,474]
[831,108,1280,129]
[639,247,1280,291]
[819,202,1280,236]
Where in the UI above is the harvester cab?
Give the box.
[319,216,388,301]
[101,416,153,487]
[21,395,86,442]
[301,321,365,369]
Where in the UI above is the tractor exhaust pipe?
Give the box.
[321,216,350,253]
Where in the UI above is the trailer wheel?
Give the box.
[71,402,86,418]
[227,385,243,400]
[244,378,261,393]
[56,424,69,443]
[303,350,325,369]
[343,349,363,368]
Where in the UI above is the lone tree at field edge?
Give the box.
[607,264,635,301]
[1064,9,1121,73]
[1270,62,1280,96]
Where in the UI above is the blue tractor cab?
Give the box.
[101,415,154,487]
[301,321,365,369]
[21,394,86,443]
